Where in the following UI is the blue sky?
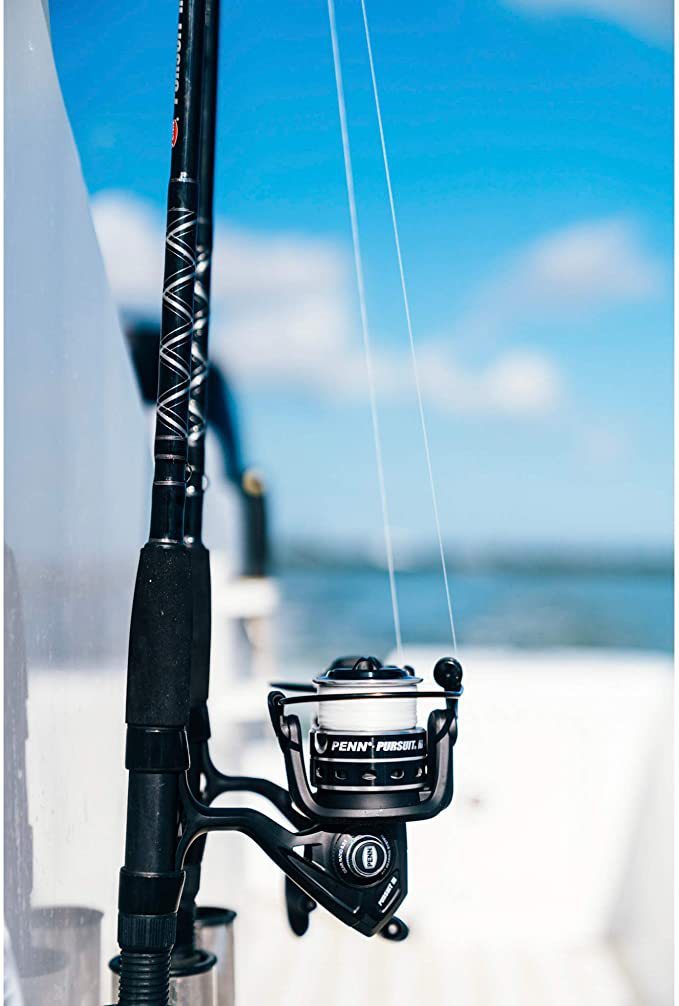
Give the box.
[50,0,673,553]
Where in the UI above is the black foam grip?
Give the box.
[126,542,193,727]
[189,544,211,706]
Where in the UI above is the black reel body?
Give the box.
[310,726,427,807]
[288,821,410,936]
[177,655,462,938]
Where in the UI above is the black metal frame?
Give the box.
[268,686,461,825]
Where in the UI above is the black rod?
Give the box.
[185,0,220,549]
[116,0,205,1002]
[177,0,221,959]
[186,0,221,712]
[150,0,207,544]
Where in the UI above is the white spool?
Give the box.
[315,678,420,733]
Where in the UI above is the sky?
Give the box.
[49,0,673,554]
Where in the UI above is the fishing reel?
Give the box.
[177,654,462,938]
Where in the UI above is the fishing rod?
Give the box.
[114,0,206,1000]
[111,2,464,1003]
[159,0,299,968]
[112,1,308,999]
[177,0,223,970]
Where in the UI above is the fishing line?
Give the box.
[327,0,403,659]
[359,0,458,651]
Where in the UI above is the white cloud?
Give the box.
[92,190,564,418]
[477,349,563,414]
[457,217,665,343]
[503,0,673,43]
[515,218,664,304]
[398,344,563,415]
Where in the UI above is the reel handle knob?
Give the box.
[433,657,463,692]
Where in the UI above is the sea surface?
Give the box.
[275,564,673,667]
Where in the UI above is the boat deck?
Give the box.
[25,647,671,1004]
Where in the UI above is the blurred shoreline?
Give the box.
[276,541,673,664]
[280,540,673,578]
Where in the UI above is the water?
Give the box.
[15,557,672,668]
[276,564,673,668]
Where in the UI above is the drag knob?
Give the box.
[333,834,391,885]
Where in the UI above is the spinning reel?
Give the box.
[176,654,463,938]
